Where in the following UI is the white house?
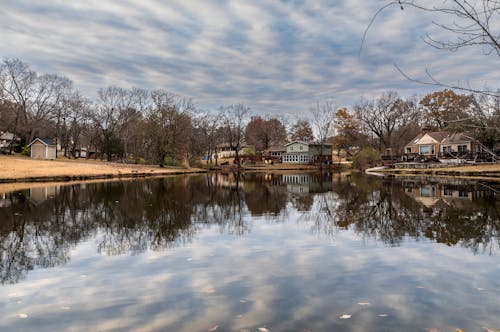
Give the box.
[282,141,333,164]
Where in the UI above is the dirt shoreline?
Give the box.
[0,155,207,184]
[377,163,500,181]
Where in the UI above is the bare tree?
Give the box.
[0,59,74,151]
[0,59,36,150]
[64,92,91,157]
[37,74,73,154]
[355,92,420,153]
[146,90,194,167]
[310,100,335,161]
[94,86,151,160]
[194,111,222,165]
[244,116,287,152]
[220,104,250,168]
[365,1,500,96]
[289,119,314,142]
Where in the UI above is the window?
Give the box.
[419,145,431,154]
[406,147,411,153]
[458,191,468,197]
[458,145,467,152]
[442,146,451,153]
[299,145,303,150]
[420,186,436,197]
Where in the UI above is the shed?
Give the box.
[28,138,57,159]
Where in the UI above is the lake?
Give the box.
[0,173,499,332]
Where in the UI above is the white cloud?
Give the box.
[0,0,498,114]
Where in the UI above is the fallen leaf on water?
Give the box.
[378,314,388,317]
[339,314,351,319]
[17,313,28,319]
[426,328,441,332]
[208,325,219,331]
[455,329,464,332]
[477,287,485,291]
[258,328,270,332]
[239,299,247,303]
[416,286,426,289]
[201,287,216,294]
[186,258,193,261]
[357,302,370,306]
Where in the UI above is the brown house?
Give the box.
[29,138,57,159]
[404,131,474,157]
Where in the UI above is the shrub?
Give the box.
[352,147,381,170]
[164,156,182,167]
[242,147,256,156]
[21,145,30,156]
[190,159,205,168]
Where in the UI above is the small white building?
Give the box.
[28,138,57,159]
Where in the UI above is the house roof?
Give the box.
[441,132,473,144]
[309,142,333,147]
[405,131,472,148]
[0,132,15,140]
[267,146,286,151]
[284,140,309,146]
[284,141,333,147]
[28,137,56,147]
[425,131,449,143]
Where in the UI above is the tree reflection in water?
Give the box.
[0,173,498,284]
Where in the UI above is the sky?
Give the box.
[1,0,499,117]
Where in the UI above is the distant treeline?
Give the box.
[1,58,499,166]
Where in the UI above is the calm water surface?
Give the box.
[0,173,499,332]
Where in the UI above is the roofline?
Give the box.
[284,140,309,146]
[284,141,333,147]
[28,137,56,147]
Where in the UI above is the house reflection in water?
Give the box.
[282,174,333,195]
[402,179,481,209]
[29,186,59,205]
[0,193,11,208]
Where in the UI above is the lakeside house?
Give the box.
[282,141,333,164]
[28,137,57,159]
[404,131,475,158]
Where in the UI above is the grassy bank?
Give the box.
[0,155,207,183]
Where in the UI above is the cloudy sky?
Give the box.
[1,0,498,116]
